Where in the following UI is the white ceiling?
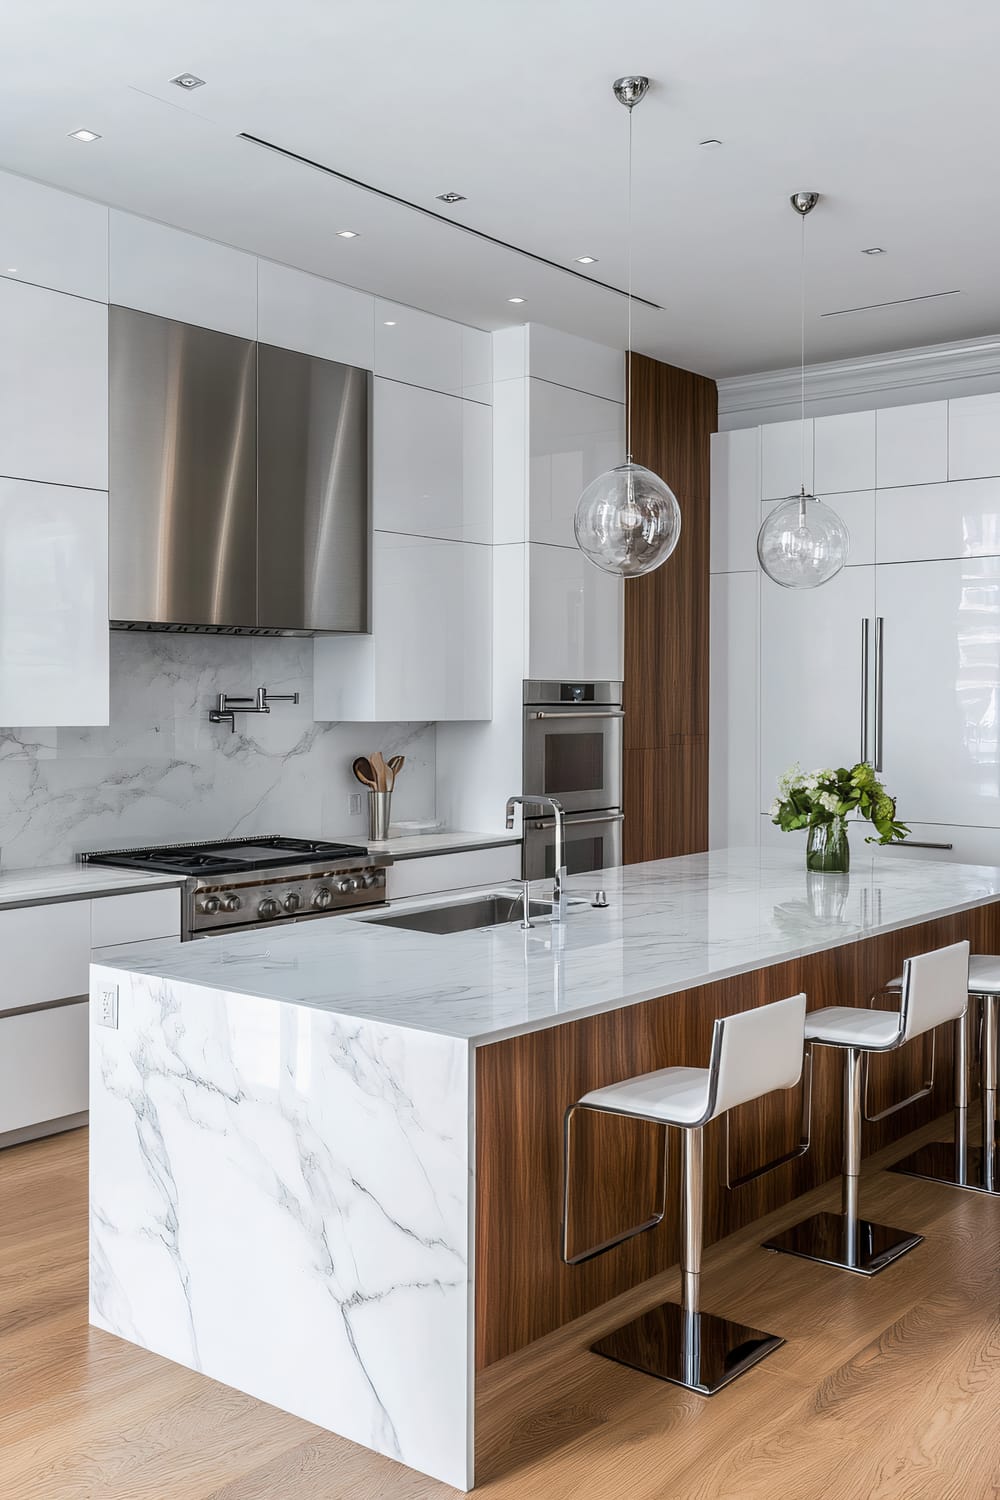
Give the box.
[2,0,998,377]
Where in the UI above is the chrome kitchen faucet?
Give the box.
[506,795,567,921]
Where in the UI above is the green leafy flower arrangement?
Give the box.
[769,762,909,844]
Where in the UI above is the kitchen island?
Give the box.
[89,847,1000,1491]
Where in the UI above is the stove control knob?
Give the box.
[221,894,242,914]
[258,897,281,920]
[283,892,301,913]
[362,871,380,889]
[337,876,360,894]
[199,895,221,916]
[312,886,333,910]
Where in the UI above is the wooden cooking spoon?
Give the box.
[352,756,378,789]
[387,754,405,789]
[369,751,390,792]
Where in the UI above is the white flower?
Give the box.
[769,799,781,817]
[818,791,840,813]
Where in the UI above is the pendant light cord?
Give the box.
[626,99,634,464]
[799,207,807,506]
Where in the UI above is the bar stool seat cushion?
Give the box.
[579,1066,712,1126]
[805,1005,902,1049]
[968,956,1000,995]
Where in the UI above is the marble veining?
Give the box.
[96,846,1000,1045]
[89,968,473,1490]
[0,633,436,868]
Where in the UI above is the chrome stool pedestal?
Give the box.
[890,965,1000,1196]
[765,941,970,1276]
[563,993,807,1396]
[591,1128,784,1395]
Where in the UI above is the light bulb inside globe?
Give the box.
[574,463,682,578]
[757,491,850,589]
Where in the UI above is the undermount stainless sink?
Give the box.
[361,892,554,936]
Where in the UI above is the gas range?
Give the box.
[82,836,390,939]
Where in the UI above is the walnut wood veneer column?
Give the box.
[623,353,717,862]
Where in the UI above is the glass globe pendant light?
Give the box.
[756,192,849,589]
[574,76,681,578]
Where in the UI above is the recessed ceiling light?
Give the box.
[336,230,359,239]
[383,320,397,326]
[436,191,466,204]
[862,246,887,255]
[69,129,101,142]
[170,73,206,90]
[574,256,599,265]
[699,138,723,149]
[507,297,525,304]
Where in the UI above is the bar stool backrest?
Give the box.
[708,992,807,1122]
[899,939,970,1043]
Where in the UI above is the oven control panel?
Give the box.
[186,864,387,937]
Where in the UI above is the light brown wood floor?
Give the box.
[1,1118,998,1500]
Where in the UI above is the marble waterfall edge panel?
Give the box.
[89,965,474,1490]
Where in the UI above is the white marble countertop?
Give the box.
[93,846,1000,1045]
[332,829,521,860]
[0,863,186,909]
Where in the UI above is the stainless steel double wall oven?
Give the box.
[521,680,624,880]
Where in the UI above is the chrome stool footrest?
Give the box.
[763,1210,922,1276]
[592,1301,784,1396]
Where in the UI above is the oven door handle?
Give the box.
[528,710,625,721]
[526,811,625,829]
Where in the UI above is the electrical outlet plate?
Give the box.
[98,986,119,1029]
[348,792,363,816]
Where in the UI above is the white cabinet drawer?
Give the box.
[0,901,91,1015]
[0,1001,88,1133]
[91,888,181,949]
[388,846,521,901]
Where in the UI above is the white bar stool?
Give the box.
[563,992,807,1395]
[890,954,1000,1194]
[764,939,970,1275]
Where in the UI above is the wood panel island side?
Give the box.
[89,847,1000,1491]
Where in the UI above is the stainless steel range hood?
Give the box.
[108,306,370,635]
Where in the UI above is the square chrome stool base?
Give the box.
[762,1211,923,1276]
[889,1141,999,1195]
[591,1301,784,1395]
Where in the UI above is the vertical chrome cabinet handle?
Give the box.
[873,617,884,771]
[860,618,870,763]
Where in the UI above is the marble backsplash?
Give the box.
[0,633,436,869]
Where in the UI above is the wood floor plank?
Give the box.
[0,1121,997,1499]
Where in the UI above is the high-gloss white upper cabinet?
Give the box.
[0,170,108,302]
[876,557,1000,828]
[759,565,875,811]
[373,380,491,543]
[257,260,373,368]
[948,394,1000,480]
[710,428,760,573]
[314,533,491,721]
[528,380,623,548]
[374,301,491,402]
[761,418,814,500]
[0,279,108,489]
[814,410,876,495]
[527,542,623,682]
[876,478,1000,563]
[0,479,109,726]
[875,401,948,488]
[109,212,258,338]
[526,324,624,402]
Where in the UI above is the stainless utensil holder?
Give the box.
[368,790,392,841]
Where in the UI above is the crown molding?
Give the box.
[718,333,1000,419]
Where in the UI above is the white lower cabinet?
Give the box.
[314,532,492,720]
[0,886,181,1142]
[387,845,521,901]
[0,479,109,726]
[879,825,1000,865]
[0,1003,89,1135]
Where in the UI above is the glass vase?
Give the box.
[806,818,850,874]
